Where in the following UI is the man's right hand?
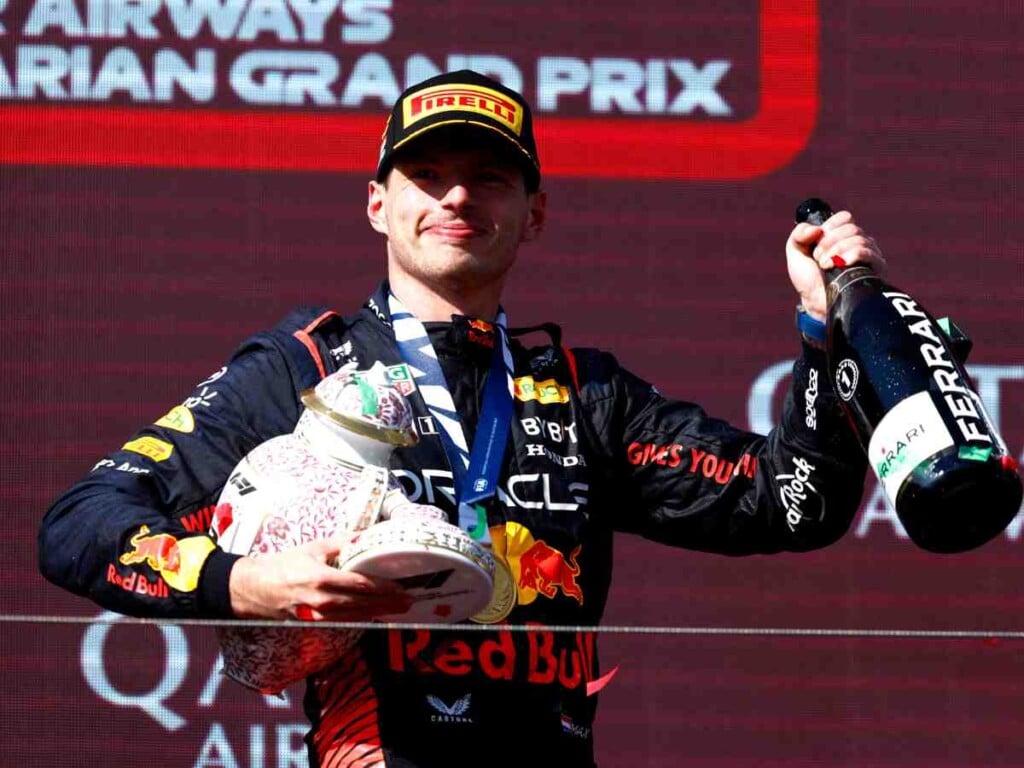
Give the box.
[228,538,413,621]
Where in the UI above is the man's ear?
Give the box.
[521,189,547,243]
[367,180,388,235]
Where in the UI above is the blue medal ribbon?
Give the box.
[388,294,514,544]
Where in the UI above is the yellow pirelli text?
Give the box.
[401,83,523,135]
[122,436,175,462]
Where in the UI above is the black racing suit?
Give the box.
[39,282,867,768]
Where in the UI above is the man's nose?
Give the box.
[439,181,472,209]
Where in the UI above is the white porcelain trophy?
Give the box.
[211,362,495,693]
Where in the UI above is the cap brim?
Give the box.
[378,118,540,189]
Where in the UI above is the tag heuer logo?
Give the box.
[835,358,859,402]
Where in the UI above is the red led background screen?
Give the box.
[2,1,1023,766]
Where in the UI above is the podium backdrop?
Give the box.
[3,1,1023,765]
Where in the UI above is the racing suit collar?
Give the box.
[366,281,505,342]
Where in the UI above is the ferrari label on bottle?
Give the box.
[797,197,1022,552]
[868,391,955,503]
[883,291,993,445]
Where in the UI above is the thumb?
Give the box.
[304,537,345,562]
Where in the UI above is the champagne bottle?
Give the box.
[796,198,1022,553]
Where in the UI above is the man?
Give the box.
[39,70,883,767]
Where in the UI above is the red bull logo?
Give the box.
[106,564,169,598]
[466,318,495,348]
[119,525,181,573]
[500,522,584,605]
[519,540,583,604]
[388,627,596,691]
[118,524,216,592]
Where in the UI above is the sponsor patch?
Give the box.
[466,318,495,348]
[91,458,150,475]
[382,362,416,396]
[122,436,174,462]
[426,694,473,723]
[561,714,592,740]
[627,442,683,468]
[119,525,215,592]
[775,456,824,531]
[627,442,757,484]
[183,386,217,409]
[155,405,195,433]
[198,366,227,387]
[805,368,819,429]
[688,447,758,484]
[497,522,583,605]
[329,340,356,364]
[393,469,588,512]
[514,376,570,405]
[529,348,557,373]
[389,627,597,691]
[179,502,229,535]
[402,83,524,135]
[520,416,578,444]
[525,443,586,467]
[106,564,169,599]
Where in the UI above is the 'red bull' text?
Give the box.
[388,628,597,690]
[106,564,169,598]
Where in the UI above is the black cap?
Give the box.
[376,70,541,191]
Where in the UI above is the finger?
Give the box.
[817,236,874,269]
[868,244,888,277]
[814,222,862,258]
[822,210,853,231]
[304,590,415,621]
[826,243,878,271]
[352,591,415,613]
[318,569,409,597]
[294,589,413,621]
[321,599,413,622]
[349,572,410,596]
[789,222,824,248]
[304,537,345,561]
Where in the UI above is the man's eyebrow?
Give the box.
[399,153,439,164]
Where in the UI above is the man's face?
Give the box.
[367,130,545,296]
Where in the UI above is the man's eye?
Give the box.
[478,171,513,185]
[409,168,440,181]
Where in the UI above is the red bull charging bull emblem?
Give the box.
[118,524,215,592]
[498,521,584,605]
[466,318,495,348]
[120,525,181,572]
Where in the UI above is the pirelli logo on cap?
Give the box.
[402,83,524,135]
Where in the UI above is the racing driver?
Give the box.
[39,70,885,768]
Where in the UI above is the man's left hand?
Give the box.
[786,210,888,320]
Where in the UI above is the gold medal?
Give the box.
[470,554,517,624]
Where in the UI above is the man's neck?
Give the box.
[388,273,501,322]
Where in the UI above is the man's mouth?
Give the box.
[424,221,485,239]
